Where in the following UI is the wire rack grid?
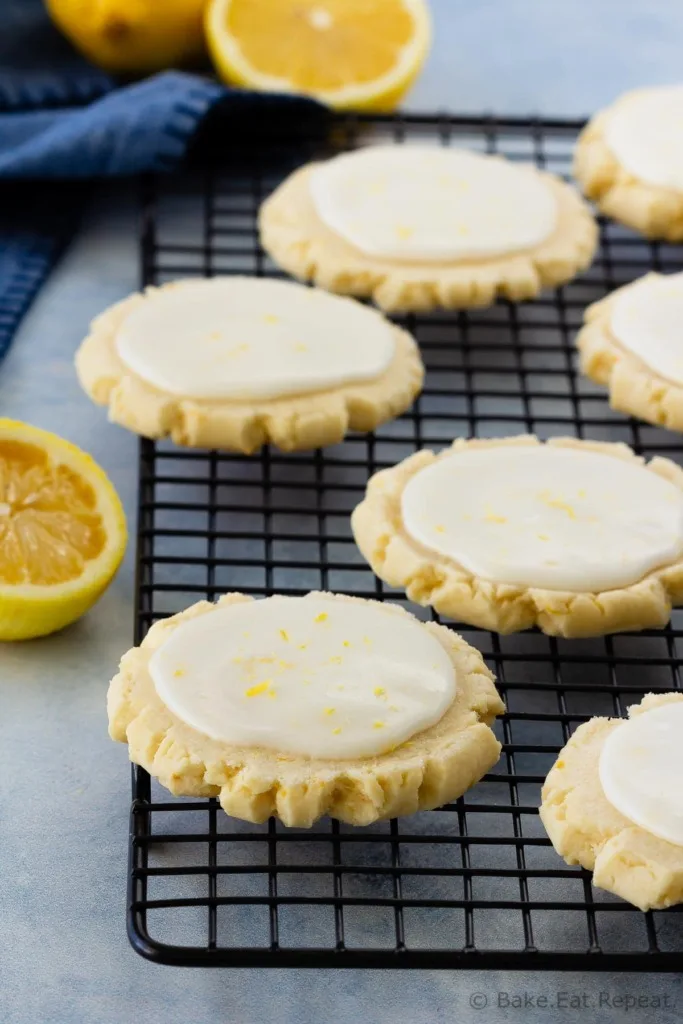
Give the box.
[128,111,683,970]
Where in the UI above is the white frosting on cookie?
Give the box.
[309,145,558,262]
[115,277,396,400]
[610,272,683,385]
[599,702,683,847]
[149,595,456,760]
[400,445,683,592]
[604,85,683,191]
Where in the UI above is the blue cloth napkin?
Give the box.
[0,0,322,366]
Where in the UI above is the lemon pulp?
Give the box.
[226,0,415,92]
[0,439,106,586]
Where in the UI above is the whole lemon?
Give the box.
[46,0,208,75]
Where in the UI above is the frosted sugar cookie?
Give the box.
[540,693,683,911]
[75,276,423,452]
[575,85,683,239]
[108,592,504,827]
[352,435,683,637]
[578,271,683,432]
[260,145,597,312]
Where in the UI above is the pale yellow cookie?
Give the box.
[575,86,683,239]
[578,271,683,432]
[352,435,683,638]
[108,591,504,828]
[540,693,683,911]
[75,276,423,453]
[260,145,597,313]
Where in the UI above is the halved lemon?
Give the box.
[205,0,431,112]
[0,420,127,641]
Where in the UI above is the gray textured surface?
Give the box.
[3,3,683,1022]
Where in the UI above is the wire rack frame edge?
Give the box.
[127,110,683,969]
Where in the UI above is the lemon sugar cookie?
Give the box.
[540,693,683,911]
[352,435,683,637]
[578,271,683,432]
[260,145,597,312]
[575,85,683,239]
[108,592,504,827]
[76,276,423,453]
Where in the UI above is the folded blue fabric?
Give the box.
[0,0,321,365]
[0,72,224,180]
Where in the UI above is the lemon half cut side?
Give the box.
[0,419,127,641]
[206,0,431,112]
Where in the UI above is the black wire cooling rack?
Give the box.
[128,112,683,969]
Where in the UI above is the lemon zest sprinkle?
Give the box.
[539,491,577,519]
[314,612,328,623]
[546,498,576,519]
[279,629,289,642]
[245,681,271,698]
[225,343,249,358]
[484,508,507,524]
[373,721,385,729]
[374,687,386,697]
[324,707,336,716]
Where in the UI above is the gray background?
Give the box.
[2,2,683,1022]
